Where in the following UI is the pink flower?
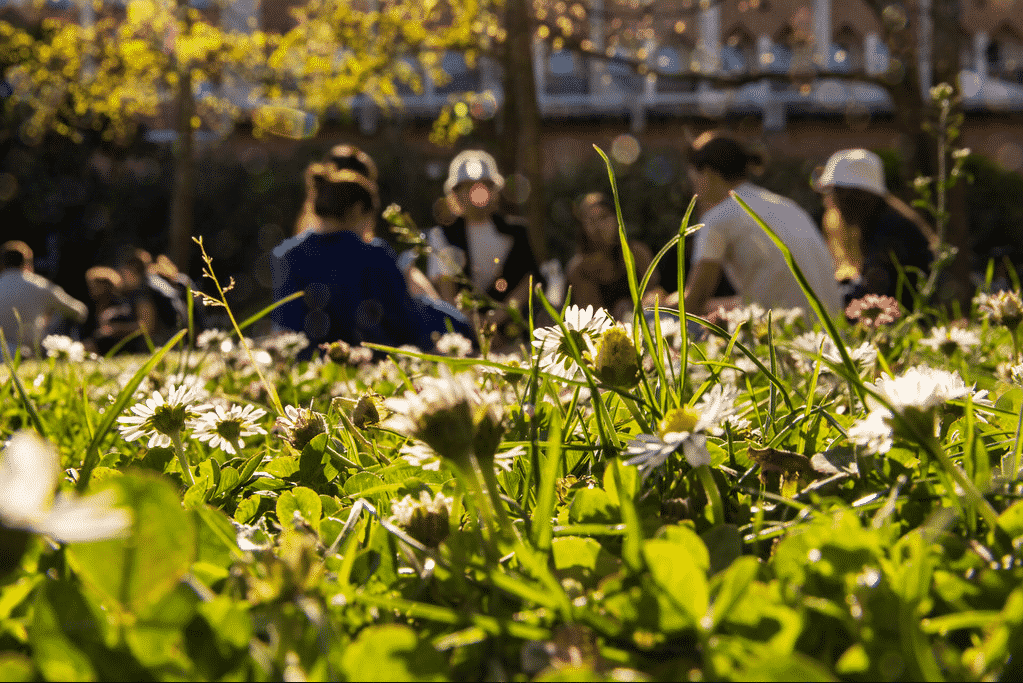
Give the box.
[846,294,900,327]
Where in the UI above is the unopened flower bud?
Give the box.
[593,325,641,389]
[352,395,384,428]
[320,340,352,365]
[472,404,506,465]
[391,491,453,548]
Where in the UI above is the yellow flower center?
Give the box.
[659,405,701,437]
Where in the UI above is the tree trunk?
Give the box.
[501,0,547,266]
[168,6,195,272]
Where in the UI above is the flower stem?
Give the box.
[172,430,195,486]
[924,435,998,531]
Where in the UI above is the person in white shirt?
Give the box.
[0,241,88,357]
[683,131,843,324]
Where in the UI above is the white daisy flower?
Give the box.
[532,305,614,380]
[190,404,268,455]
[1011,363,1023,386]
[789,332,876,371]
[274,405,327,451]
[847,409,895,454]
[867,365,970,413]
[389,490,454,547]
[384,366,505,466]
[196,329,233,353]
[117,384,209,449]
[41,335,86,363]
[623,384,739,476]
[259,331,310,359]
[400,443,443,471]
[917,326,981,355]
[0,431,131,543]
[434,332,474,358]
[390,490,454,527]
[718,303,767,334]
[975,290,1023,327]
[849,366,975,454]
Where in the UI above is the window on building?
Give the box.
[830,26,863,74]
[723,29,754,75]
[434,51,480,96]
[546,49,589,95]
[605,48,642,93]
[988,25,1023,84]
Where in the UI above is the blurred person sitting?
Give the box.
[0,240,88,358]
[80,266,138,356]
[117,248,186,346]
[682,131,843,324]
[294,144,439,301]
[815,149,935,308]
[426,150,544,340]
[566,192,663,321]
[272,165,444,356]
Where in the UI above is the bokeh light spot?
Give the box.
[611,134,641,165]
[996,142,1023,171]
[469,182,492,207]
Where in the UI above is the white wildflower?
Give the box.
[917,326,981,355]
[117,384,209,449]
[384,366,504,466]
[624,384,739,476]
[532,305,614,380]
[41,335,86,362]
[190,404,268,455]
[434,332,474,357]
[0,431,131,543]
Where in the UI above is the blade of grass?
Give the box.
[532,409,562,553]
[77,329,187,491]
[235,290,305,334]
[729,191,863,403]
[0,329,46,438]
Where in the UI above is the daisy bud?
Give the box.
[320,340,352,365]
[276,406,327,451]
[391,491,453,548]
[592,325,641,389]
[472,404,506,466]
[352,395,383,428]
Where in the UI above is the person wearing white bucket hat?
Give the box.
[426,150,543,341]
[816,148,934,308]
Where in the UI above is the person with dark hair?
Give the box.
[1,240,88,357]
[271,165,451,356]
[816,149,934,307]
[117,248,186,346]
[80,266,138,355]
[566,192,660,320]
[683,131,843,322]
[293,145,439,301]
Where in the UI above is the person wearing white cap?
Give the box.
[682,131,843,324]
[426,150,543,337]
[816,148,934,307]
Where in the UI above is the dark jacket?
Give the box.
[438,214,544,302]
